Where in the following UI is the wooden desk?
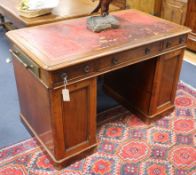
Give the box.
[6,9,190,166]
[0,0,125,28]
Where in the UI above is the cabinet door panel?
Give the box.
[161,0,187,25]
[157,56,179,106]
[151,50,184,113]
[63,87,89,149]
[185,0,196,51]
[112,0,127,9]
[127,0,156,14]
[51,78,97,160]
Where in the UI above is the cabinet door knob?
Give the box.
[112,57,118,65]
[84,65,90,73]
[145,48,151,55]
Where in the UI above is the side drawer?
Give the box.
[163,35,187,50]
[10,49,40,77]
[97,41,162,71]
[52,61,97,84]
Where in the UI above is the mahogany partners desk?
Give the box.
[6,10,190,166]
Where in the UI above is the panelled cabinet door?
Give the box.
[127,0,156,14]
[185,0,196,51]
[112,0,127,9]
[150,50,184,114]
[161,0,187,25]
[51,78,97,161]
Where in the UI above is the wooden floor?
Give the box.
[184,50,196,64]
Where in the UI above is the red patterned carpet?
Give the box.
[0,82,195,175]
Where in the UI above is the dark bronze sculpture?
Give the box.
[91,0,112,16]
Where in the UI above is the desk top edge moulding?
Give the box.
[6,9,191,71]
[6,9,191,167]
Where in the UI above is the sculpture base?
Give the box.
[87,15,120,33]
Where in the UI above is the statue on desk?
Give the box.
[91,0,112,17]
[87,0,120,32]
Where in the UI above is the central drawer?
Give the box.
[97,41,162,72]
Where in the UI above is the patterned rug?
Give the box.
[0,82,195,175]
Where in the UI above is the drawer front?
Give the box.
[51,78,97,159]
[11,49,40,77]
[97,42,162,71]
[163,35,187,50]
[53,61,97,84]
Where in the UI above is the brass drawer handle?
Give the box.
[9,49,40,77]
[166,41,171,48]
[25,64,34,69]
[10,49,34,69]
[84,65,90,73]
[112,57,118,65]
[145,48,151,55]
